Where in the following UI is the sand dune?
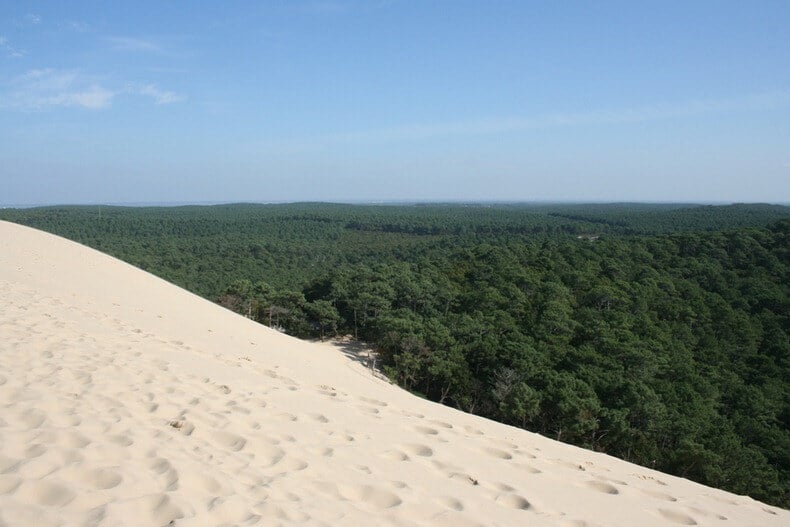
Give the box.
[0,220,786,526]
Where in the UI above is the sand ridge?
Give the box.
[0,220,787,526]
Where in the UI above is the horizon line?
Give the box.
[3,200,790,210]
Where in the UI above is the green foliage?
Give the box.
[307,300,341,341]
[1,203,788,507]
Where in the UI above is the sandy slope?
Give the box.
[0,220,786,527]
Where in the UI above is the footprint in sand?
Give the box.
[554,460,587,472]
[148,458,178,487]
[58,430,91,448]
[431,459,462,472]
[18,408,47,429]
[192,471,228,495]
[359,396,388,407]
[435,496,465,511]
[381,450,410,462]
[658,508,698,525]
[639,488,677,502]
[78,467,124,490]
[256,444,287,467]
[305,446,334,458]
[277,374,299,387]
[254,502,310,522]
[492,439,519,450]
[247,397,268,408]
[635,473,667,486]
[276,457,309,472]
[599,475,627,485]
[516,463,542,474]
[316,384,338,397]
[210,430,247,452]
[225,400,251,414]
[583,480,619,495]
[704,494,739,506]
[17,480,76,507]
[168,419,195,435]
[448,472,480,486]
[206,494,259,525]
[24,444,46,458]
[482,447,513,460]
[688,506,727,521]
[488,482,516,492]
[312,481,402,509]
[463,425,485,436]
[494,493,532,510]
[105,493,184,526]
[108,434,134,447]
[401,443,433,457]
[325,430,355,442]
[308,413,330,423]
[415,425,440,435]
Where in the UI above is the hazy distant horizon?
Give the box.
[3,199,789,210]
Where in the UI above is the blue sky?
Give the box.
[1,1,789,205]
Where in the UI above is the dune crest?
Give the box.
[0,220,786,526]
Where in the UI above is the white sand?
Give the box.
[0,219,786,527]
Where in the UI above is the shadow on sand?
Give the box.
[316,337,391,383]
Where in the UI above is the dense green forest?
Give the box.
[2,202,788,507]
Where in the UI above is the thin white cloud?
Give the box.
[2,69,114,109]
[326,90,790,144]
[40,86,114,109]
[62,20,90,33]
[0,35,27,58]
[248,90,790,155]
[13,13,42,27]
[132,84,185,105]
[108,36,162,53]
[1,69,185,110]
